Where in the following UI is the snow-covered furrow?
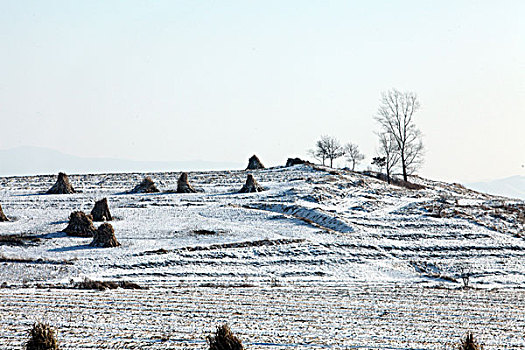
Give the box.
[1,285,524,349]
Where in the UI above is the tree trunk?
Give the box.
[386,162,391,184]
[400,149,408,181]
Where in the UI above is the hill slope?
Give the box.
[0,165,523,288]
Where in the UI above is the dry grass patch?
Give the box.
[74,278,145,291]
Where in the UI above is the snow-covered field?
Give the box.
[0,165,524,348]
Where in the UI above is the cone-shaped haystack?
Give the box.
[177,172,197,193]
[46,172,76,194]
[0,204,8,222]
[90,223,120,248]
[206,324,244,350]
[285,157,308,167]
[62,211,96,237]
[91,198,112,221]
[239,174,264,193]
[246,155,265,170]
[26,322,59,350]
[129,176,160,193]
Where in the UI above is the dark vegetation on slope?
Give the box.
[362,170,425,190]
[74,278,145,291]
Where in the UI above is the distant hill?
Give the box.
[0,146,243,176]
[466,175,525,200]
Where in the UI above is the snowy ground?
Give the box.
[0,165,524,348]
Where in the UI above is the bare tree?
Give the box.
[308,145,327,166]
[375,89,424,181]
[371,156,386,173]
[344,143,364,171]
[323,136,345,168]
[378,132,400,184]
[309,135,345,167]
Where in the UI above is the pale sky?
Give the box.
[1,1,524,183]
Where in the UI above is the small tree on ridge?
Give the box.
[344,142,365,171]
[310,135,345,168]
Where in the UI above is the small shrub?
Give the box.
[26,322,59,350]
[459,332,483,350]
[207,324,244,350]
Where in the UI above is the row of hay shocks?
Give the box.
[62,201,119,247]
[0,155,273,245]
[0,155,310,223]
[56,170,265,247]
[127,155,267,194]
[24,322,484,350]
